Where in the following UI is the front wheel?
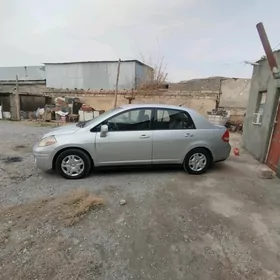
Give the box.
[55,149,92,179]
[183,148,212,175]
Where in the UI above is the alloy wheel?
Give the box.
[61,155,85,177]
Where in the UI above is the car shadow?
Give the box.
[209,162,228,172]
[90,164,183,176]
[43,162,230,179]
[90,162,232,177]
[206,160,245,176]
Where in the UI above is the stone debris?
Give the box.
[119,199,127,205]
[258,166,273,179]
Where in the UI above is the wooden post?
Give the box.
[15,75,20,120]
[113,59,121,108]
[125,96,135,104]
[256,22,280,78]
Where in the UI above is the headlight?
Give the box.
[38,136,57,147]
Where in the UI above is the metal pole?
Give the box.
[113,59,121,108]
[15,75,20,120]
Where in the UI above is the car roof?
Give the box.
[120,103,196,113]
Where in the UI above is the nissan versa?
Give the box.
[33,104,231,179]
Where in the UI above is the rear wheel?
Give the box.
[55,149,92,179]
[183,148,211,174]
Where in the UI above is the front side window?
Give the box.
[154,109,195,130]
[105,108,152,131]
[82,107,120,128]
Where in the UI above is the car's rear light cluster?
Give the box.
[222,130,230,142]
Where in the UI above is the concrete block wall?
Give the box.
[131,93,216,116]
[45,89,218,116]
[169,77,224,91]
[9,94,17,120]
[220,78,251,109]
[0,82,46,95]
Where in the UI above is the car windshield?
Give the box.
[76,107,120,128]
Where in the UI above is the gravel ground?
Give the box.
[0,121,280,280]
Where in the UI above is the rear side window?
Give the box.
[154,109,195,130]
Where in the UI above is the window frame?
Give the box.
[252,91,267,125]
[152,108,196,130]
[90,107,155,132]
[255,91,267,115]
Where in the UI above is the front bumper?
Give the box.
[33,145,56,171]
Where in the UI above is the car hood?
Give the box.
[42,124,80,138]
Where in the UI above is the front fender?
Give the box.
[53,132,96,162]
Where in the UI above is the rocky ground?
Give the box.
[0,121,280,280]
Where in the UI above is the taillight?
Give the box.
[222,129,229,142]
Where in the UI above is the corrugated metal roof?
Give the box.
[0,66,46,81]
[45,60,137,90]
[256,49,280,63]
[44,59,153,69]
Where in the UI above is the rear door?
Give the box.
[95,108,154,166]
[152,108,196,164]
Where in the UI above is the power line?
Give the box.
[272,41,280,51]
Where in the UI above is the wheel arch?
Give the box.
[52,147,94,170]
[184,146,213,164]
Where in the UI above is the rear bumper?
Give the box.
[213,143,231,162]
[33,145,56,171]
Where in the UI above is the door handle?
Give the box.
[185,133,194,137]
[140,135,150,139]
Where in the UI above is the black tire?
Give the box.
[183,148,212,175]
[55,148,92,179]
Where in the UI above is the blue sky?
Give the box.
[0,0,279,82]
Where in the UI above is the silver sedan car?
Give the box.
[33,104,231,179]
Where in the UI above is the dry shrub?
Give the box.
[0,190,104,280]
[138,53,168,90]
[0,189,103,227]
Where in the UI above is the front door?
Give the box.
[95,108,153,166]
[152,108,196,164]
[266,100,280,171]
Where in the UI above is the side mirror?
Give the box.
[100,124,108,137]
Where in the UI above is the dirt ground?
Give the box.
[0,121,280,280]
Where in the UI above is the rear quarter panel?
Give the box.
[186,110,231,162]
[184,128,230,162]
[210,127,231,161]
[179,129,220,162]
